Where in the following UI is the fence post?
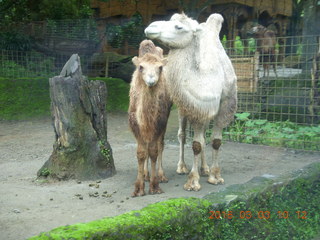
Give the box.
[309,36,320,124]
[105,54,109,77]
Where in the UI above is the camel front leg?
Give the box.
[200,125,209,176]
[177,114,189,174]
[184,124,205,191]
[208,126,224,185]
[143,154,150,181]
[273,63,278,78]
[149,142,163,194]
[157,134,168,183]
[132,143,147,197]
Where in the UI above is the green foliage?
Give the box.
[29,163,320,240]
[224,112,320,151]
[91,77,130,112]
[0,51,57,78]
[99,140,112,163]
[222,35,256,55]
[39,168,51,177]
[0,32,32,51]
[0,77,51,120]
[46,19,98,41]
[29,198,214,240]
[106,12,144,48]
[0,0,92,22]
[206,163,320,240]
[0,77,129,120]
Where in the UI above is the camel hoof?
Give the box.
[200,167,210,176]
[144,175,150,182]
[131,189,146,197]
[149,187,163,195]
[183,182,201,191]
[176,165,189,175]
[207,176,224,185]
[158,175,169,183]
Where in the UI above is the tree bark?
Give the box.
[38,54,116,180]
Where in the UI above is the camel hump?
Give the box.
[205,13,224,34]
[139,39,163,58]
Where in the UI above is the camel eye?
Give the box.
[159,66,163,72]
[175,25,183,30]
[139,65,143,72]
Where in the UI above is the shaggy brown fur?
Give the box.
[129,40,172,197]
[251,24,277,77]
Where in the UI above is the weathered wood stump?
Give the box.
[38,54,116,180]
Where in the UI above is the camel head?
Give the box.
[132,53,167,87]
[145,13,202,49]
[249,24,266,35]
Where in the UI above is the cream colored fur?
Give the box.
[145,13,237,191]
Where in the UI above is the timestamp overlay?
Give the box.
[209,210,308,220]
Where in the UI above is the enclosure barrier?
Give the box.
[29,162,320,239]
[0,35,319,151]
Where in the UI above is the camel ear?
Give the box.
[132,56,140,66]
[156,47,164,58]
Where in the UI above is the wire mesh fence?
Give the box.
[0,34,319,151]
[187,35,320,151]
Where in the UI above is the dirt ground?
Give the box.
[0,110,319,240]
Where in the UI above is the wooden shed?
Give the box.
[91,0,292,38]
[90,0,292,91]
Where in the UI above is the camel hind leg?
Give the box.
[183,124,205,191]
[208,92,237,185]
[208,129,224,185]
[157,133,168,183]
[176,114,189,174]
[273,63,278,78]
[148,142,163,194]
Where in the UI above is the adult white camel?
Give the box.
[145,13,237,191]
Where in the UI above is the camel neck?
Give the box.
[167,39,199,68]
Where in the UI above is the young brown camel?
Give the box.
[251,24,278,78]
[129,40,172,197]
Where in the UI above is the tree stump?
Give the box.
[38,54,116,180]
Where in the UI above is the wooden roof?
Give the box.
[90,0,292,21]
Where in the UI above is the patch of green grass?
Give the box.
[29,163,320,240]
[29,198,213,240]
[204,162,320,240]
[90,77,129,112]
[0,77,51,120]
[0,77,130,120]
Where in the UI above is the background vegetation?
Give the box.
[0,77,129,120]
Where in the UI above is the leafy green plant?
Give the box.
[99,140,112,162]
[0,32,32,51]
[0,51,57,78]
[223,112,320,151]
[106,12,144,49]
[39,168,51,177]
